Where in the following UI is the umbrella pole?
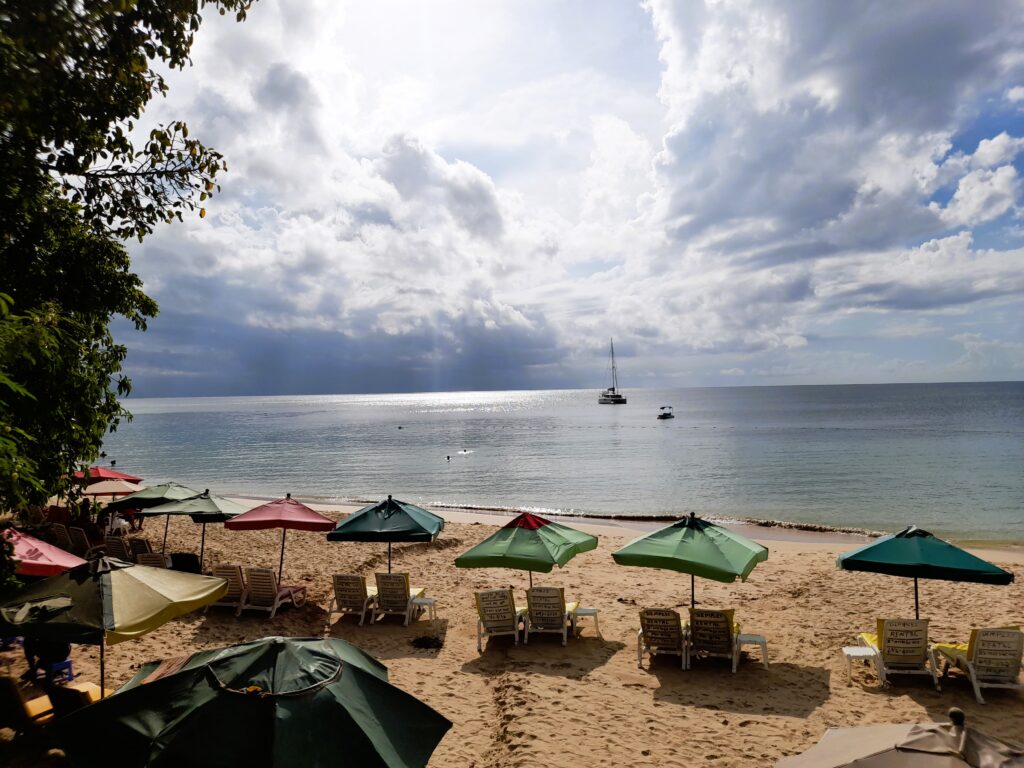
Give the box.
[162,514,170,554]
[279,529,287,581]
[388,542,392,574]
[691,573,696,607]
[529,571,533,588]
[100,639,105,698]
[199,523,207,574]
[914,577,919,620]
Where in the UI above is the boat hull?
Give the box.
[599,395,627,404]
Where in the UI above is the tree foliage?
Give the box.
[1,0,252,241]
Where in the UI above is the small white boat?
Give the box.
[657,406,674,420]
[598,339,627,404]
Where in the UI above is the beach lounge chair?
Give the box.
[329,574,378,626]
[859,618,940,690]
[475,589,527,653]
[934,627,1023,703]
[104,535,133,562]
[128,537,153,560]
[524,586,578,646]
[207,564,247,614]
[45,681,102,718]
[637,608,686,669]
[51,523,74,553]
[240,567,307,619]
[372,573,427,626]
[687,608,740,670]
[136,553,170,568]
[0,675,53,733]
[70,527,104,558]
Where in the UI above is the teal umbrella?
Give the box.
[142,491,250,570]
[327,495,444,572]
[53,636,452,767]
[612,512,769,605]
[104,481,202,512]
[454,512,598,587]
[837,526,1014,618]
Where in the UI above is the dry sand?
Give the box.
[3,502,1022,767]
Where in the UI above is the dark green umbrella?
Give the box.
[53,636,452,768]
[326,495,444,572]
[454,512,598,587]
[612,512,769,605]
[141,490,250,570]
[837,526,1014,618]
[104,481,202,513]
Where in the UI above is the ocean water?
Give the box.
[100,382,1024,542]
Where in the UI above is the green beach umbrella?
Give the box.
[142,490,251,571]
[612,512,769,606]
[104,481,202,514]
[454,512,598,587]
[327,495,445,572]
[837,526,1014,619]
[53,636,452,768]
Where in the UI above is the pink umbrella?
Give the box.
[73,467,143,484]
[224,494,334,579]
[4,529,86,577]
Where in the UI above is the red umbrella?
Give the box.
[224,494,334,579]
[4,529,86,577]
[73,467,144,484]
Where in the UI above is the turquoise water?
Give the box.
[101,382,1024,542]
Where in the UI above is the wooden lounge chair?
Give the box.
[934,627,1023,703]
[70,527,104,558]
[524,586,578,646]
[240,567,307,619]
[372,573,427,625]
[136,553,170,568]
[0,675,53,733]
[859,618,940,690]
[687,608,768,672]
[51,523,74,553]
[329,574,377,626]
[104,535,133,562]
[638,608,686,669]
[207,564,247,614]
[475,589,526,653]
[128,537,153,560]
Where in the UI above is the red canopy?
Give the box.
[503,512,551,530]
[5,529,86,577]
[225,494,334,532]
[73,467,144,484]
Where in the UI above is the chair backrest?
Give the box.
[244,568,280,606]
[640,609,684,650]
[375,573,412,612]
[968,628,1023,682]
[0,676,36,732]
[104,536,132,561]
[128,538,153,557]
[877,618,930,668]
[69,527,91,555]
[689,608,736,655]
[136,553,168,568]
[526,587,567,630]
[212,565,245,600]
[333,574,370,610]
[45,684,91,718]
[51,524,73,552]
[476,589,518,633]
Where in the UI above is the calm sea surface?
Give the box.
[101,382,1024,542]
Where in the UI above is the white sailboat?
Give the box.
[598,339,627,404]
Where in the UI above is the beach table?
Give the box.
[842,645,876,684]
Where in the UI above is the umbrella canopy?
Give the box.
[0,557,227,694]
[327,495,445,572]
[612,512,769,605]
[73,466,143,484]
[53,636,453,768]
[82,478,143,498]
[225,494,334,580]
[105,481,202,512]
[837,526,1014,618]
[454,512,598,587]
[4,528,85,577]
[777,709,1024,767]
[139,490,249,562]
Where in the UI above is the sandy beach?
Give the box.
[4,501,1022,767]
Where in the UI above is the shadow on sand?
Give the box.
[462,633,626,680]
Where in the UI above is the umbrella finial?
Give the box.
[286,493,291,499]
[388,494,392,501]
[948,707,965,728]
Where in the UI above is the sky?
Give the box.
[116,0,1024,396]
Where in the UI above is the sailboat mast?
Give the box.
[610,338,618,392]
